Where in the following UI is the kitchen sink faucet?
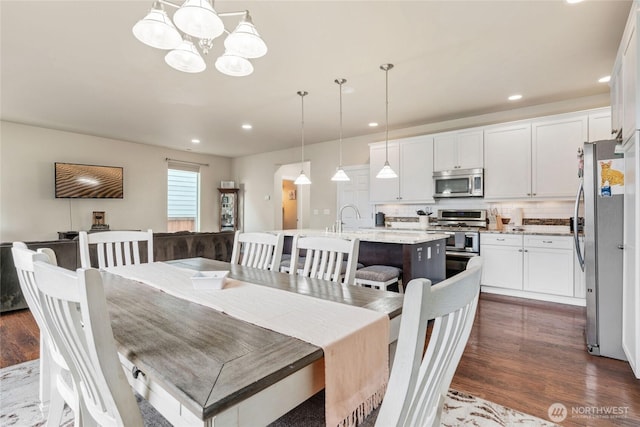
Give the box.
[336,204,361,233]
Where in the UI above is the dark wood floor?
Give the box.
[1,293,639,426]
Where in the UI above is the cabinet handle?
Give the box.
[542,240,553,244]
[518,248,523,252]
[618,244,624,250]
[496,238,505,241]
[611,129,619,135]
[532,193,537,196]
[524,249,528,252]
[527,193,531,196]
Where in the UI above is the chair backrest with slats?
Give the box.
[230,231,284,271]
[11,243,69,370]
[289,235,360,285]
[34,261,144,427]
[375,257,482,427]
[79,229,153,269]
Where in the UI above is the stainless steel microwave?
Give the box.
[433,168,484,198]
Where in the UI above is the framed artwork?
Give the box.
[288,190,296,200]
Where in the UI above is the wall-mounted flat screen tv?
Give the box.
[55,162,123,199]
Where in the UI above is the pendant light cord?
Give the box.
[335,78,346,167]
[297,91,308,168]
[383,64,392,161]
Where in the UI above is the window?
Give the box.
[167,163,200,232]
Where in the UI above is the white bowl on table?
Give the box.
[191,271,229,290]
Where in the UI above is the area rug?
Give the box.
[1,360,557,426]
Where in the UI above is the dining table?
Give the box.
[101,257,404,427]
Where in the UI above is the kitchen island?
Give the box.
[279,228,448,285]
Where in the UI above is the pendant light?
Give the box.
[376,63,398,179]
[294,91,311,185]
[331,78,350,182]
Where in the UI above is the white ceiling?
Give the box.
[0,0,632,158]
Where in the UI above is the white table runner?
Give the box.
[105,262,389,427]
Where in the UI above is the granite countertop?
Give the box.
[279,228,449,245]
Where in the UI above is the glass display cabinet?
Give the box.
[218,188,239,232]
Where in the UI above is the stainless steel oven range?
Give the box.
[428,209,487,277]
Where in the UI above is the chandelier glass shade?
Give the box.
[165,37,206,73]
[224,15,268,59]
[172,0,224,40]
[215,50,254,77]
[131,4,182,49]
[132,0,267,76]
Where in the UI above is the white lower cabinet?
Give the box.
[523,236,574,297]
[480,234,523,290]
[480,233,583,305]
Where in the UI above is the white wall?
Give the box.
[1,94,609,240]
[0,121,232,242]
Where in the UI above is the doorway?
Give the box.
[274,161,310,230]
[282,179,297,229]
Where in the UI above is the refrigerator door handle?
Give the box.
[574,181,585,271]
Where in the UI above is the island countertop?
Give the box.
[278,228,448,245]
[277,228,447,284]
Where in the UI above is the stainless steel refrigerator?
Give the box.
[574,139,626,360]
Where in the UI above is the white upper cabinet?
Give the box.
[369,136,434,203]
[531,113,587,198]
[484,113,588,200]
[400,136,434,202]
[611,60,623,137]
[623,17,637,143]
[433,129,483,171]
[483,123,531,199]
[610,5,639,143]
[588,108,613,142]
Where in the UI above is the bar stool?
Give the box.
[355,265,403,293]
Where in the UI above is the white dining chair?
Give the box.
[79,229,153,269]
[374,256,482,427]
[230,231,284,271]
[11,242,78,426]
[289,235,360,285]
[33,261,145,427]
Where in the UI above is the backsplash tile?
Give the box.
[374,200,578,227]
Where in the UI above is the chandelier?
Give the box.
[132,0,267,77]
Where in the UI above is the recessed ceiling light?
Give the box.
[342,86,355,95]
[566,0,584,4]
[191,138,200,144]
[508,94,523,101]
[242,124,253,130]
[368,122,379,127]
[598,75,611,83]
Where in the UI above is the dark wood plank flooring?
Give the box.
[451,293,640,427]
[2,293,639,426]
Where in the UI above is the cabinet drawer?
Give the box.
[524,235,573,250]
[481,233,523,246]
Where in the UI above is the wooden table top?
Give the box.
[102,258,403,421]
